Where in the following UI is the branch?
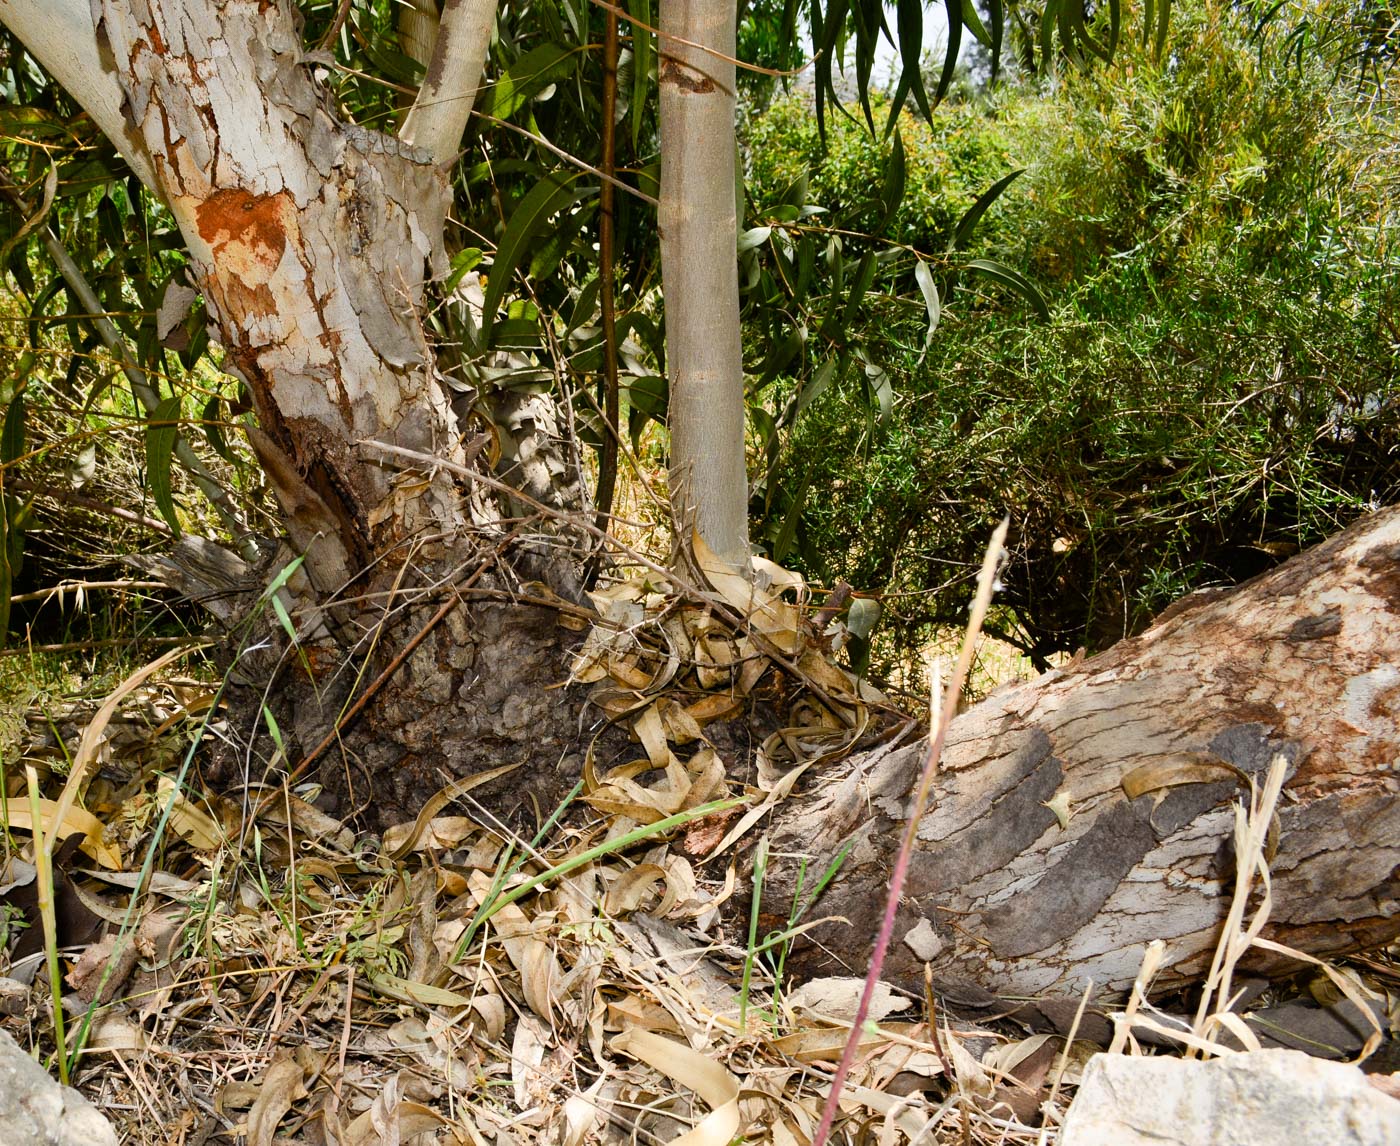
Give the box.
[0,0,159,193]
[399,0,498,167]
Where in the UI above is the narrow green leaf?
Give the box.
[949,169,1023,252]
[966,257,1051,320]
[877,129,906,233]
[753,327,805,394]
[145,395,183,536]
[480,43,576,122]
[795,235,815,306]
[896,0,933,124]
[961,0,992,48]
[989,0,1004,80]
[935,0,964,103]
[628,0,652,151]
[838,251,878,330]
[481,173,588,349]
[771,470,812,563]
[1107,0,1121,58]
[787,356,841,426]
[862,357,893,427]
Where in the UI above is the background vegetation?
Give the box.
[746,1,1399,669]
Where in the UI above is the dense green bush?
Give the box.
[747,1,1399,668]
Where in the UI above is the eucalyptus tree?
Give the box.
[2,0,1399,1008]
[0,0,1056,811]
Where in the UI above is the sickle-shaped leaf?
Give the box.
[852,0,882,132]
[935,0,964,104]
[480,43,577,122]
[967,258,1050,320]
[949,169,1023,252]
[961,0,992,48]
[145,395,183,536]
[481,173,589,350]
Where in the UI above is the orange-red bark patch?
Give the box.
[195,188,294,289]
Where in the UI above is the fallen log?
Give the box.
[760,504,1400,998]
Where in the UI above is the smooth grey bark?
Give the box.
[399,0,499,168]
[659,1,749,568]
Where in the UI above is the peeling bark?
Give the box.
[758,505,1400,998]
[97,0,466,585]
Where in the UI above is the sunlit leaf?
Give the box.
[913,258,941,353]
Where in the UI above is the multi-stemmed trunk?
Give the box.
[3,0,1400,1000]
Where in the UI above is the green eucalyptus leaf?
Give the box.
[481,43,578,122]
[914,258,941,352]
[896,0,933,124]
[771,469,813,563]
[877,129,906,233]
[145,395,183,537]
[628,0,652,150]
[967,257,1051,320]
[481,173,589,349]
[949,169,1023,252]
[935,0,963,104]
[961,0,992,48]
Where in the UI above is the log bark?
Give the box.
[760,504,1400,998]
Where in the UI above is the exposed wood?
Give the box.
[759,504,1400,998]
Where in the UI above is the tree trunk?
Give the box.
[757,504,1400,999]
[659,0,749,568]
[66,0,589,822]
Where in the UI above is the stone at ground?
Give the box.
[1058,1048,1400,1146]
[0,1028,118,1146]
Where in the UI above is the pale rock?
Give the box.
[1058,1048,1400,1146]
[0,1028,118,1145]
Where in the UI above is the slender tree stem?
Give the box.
[594,6,621,542]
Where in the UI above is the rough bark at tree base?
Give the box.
[754,504,1400,999]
